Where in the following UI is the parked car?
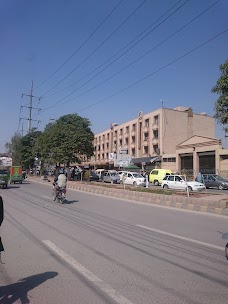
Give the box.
[87,171,99,182]
[117,171,128,181]
[95,169,105,181]
[103,172,120,184]
[121,172,146,186]
[149,169,172,185]
[198,174,228,190]
[162,175,205,191]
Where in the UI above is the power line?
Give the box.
[47,0,184,98]
[40,0,148,97]
[34,0,125,91]
[41,0,190,111]
[77,28,228,113]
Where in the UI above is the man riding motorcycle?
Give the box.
[53,169,67,201]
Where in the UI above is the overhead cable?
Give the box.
[40,0,148,97]
[77,28,228,113]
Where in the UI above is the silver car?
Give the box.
[103,172,120,184]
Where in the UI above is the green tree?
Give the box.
[212,60,228,133]
[5,132,22,165]
[21,130,42,169]
[34,114,94,176]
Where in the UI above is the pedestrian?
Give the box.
[0,195,4,263]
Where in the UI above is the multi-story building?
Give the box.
[90,106,228,176]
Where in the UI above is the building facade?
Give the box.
[89,106,228,177]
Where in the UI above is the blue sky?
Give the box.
[0,0,228,152]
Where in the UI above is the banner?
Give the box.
[0,157,12,166]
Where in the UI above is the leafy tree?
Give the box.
[5,129,42,168]
[21,130,42,169]
[212,60,228,133]
[5,133,22,165]
[34,114,94,175]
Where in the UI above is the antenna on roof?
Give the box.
[160,99,163,108]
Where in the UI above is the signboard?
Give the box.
[114,154,132,168]
[0,157,12,166]
[119,148,128,154]
[109,153,116,161]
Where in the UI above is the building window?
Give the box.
[145,119,149,127]
[97,145,100,151]
[125,138,128,145]
[153,145,159,154]
[106,153,109,159]
[114,141,117,148]
[132,136,135,143]
[131,148,135,156]
[154,115,159,125]
[144,132,149,140]
[107,133,109,140]
[119,139,122,147]
[97,154,100,160]
[102,153,104,160]
[153,130,158,138]
[120,129,123,135]
[132,123,136,131]
[126,126,129,134]
[99,136,101,142]
[102,144,104,150]
[114,130,117,137]
[144,146,148,154]
[163,158,176,162]
[106,143,109,149]
[103,135,105,141]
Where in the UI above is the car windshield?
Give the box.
[132,173,143,178]
[110,173,117,176]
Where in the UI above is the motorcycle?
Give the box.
[52,183,66,204]
[56,187,66,204]
[222,232,228,260]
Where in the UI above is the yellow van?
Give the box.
[149,169,172,185]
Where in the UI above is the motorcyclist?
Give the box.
[53,169,67,201]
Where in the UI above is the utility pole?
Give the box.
[29,81,33,132]
[21,81,42,133]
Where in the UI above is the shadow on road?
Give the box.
[65,200,78,204]
[0,271,58,304]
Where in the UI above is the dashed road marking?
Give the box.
[136,225,224,251]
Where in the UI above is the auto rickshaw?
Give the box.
[0,166,10,188]
[9,166,23,184]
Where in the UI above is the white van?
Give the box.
[95,169,105,181]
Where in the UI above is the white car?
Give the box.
[121,172,146,186]
[117,171,129,181]
[162,175,205,191]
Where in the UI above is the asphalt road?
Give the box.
[0,181,227,304]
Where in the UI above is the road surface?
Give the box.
[0,181,227,304]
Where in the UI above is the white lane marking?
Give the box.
[43,240,134,304]
[136,225,224,251]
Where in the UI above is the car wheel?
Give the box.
[154,180,159,186]
[133,181,137,186]
[187,186,193,192]
[218,184,224,190]
[163,184,168,189]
